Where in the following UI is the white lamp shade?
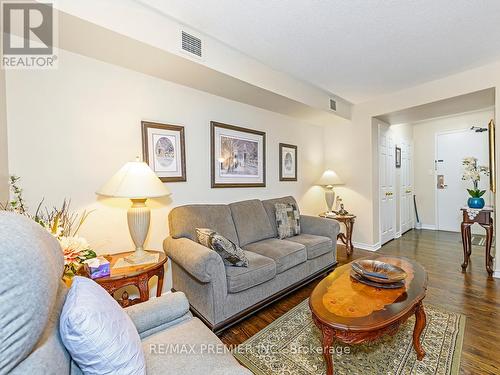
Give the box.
[97,161,171,199]
[317,169,343,186]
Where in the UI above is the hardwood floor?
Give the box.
[219,229,500,375]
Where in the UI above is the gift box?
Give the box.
[84,256,110,279]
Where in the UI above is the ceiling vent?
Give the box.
[329,98,337,111]
[181,31,202,57]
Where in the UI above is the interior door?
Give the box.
[400,141,414,233]
[436,129,489,232]
[380,125,396,244]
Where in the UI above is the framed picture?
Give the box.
[488,119,496,193]
[395,146,401,168]
[279,143,297,181]
[141,121,186,182]
[211,121,266,188]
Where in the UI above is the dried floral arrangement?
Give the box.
[1,176,96,280]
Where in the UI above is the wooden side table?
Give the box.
[460,207,494,276]
[319,213,356,256]
[89,250,167,307]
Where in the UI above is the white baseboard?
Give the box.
[419,224,436,230]
[352,241,381,252]
[493,270,500,279]
[395,231,402,238]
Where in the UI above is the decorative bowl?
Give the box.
[351,260,407,284]
[350,271,405,289]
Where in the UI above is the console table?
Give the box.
[460,207,494,276]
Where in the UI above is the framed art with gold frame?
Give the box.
[488,119,496,193]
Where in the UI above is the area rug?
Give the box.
[233,299,465,375]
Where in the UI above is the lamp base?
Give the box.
[325,187,335,213]
[126,198,152,264]
[124,249,157,265]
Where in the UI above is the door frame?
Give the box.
[378,123,397,245]
[434,128,469,231]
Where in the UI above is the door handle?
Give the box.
[437,175,446,189]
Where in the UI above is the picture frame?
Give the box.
[210,121,266,188]
[279,143,297,181]
[488,119,496,193]
[141,121,186,182]
[395,146,401,168]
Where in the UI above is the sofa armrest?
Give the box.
[300,215,340,243]
[125,291,192,338]
[164,236,226,283]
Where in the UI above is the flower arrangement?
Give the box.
[462,157,489,209]
[462,157,489,197]
[1,176,96,281]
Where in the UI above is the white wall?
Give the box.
[0,69,8,202]
[5,50,326,292]
[412,109,494,228]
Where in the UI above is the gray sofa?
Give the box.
[165,196,340,333]
[0,212,250,375]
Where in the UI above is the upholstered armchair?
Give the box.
[0,212,250,375]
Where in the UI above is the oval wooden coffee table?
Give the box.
[309,256,428,375]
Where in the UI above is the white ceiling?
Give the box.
[137,0,500,103]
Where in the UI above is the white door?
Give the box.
[436,129,489,232]
[400,141,414,233]
[379,125,396,244]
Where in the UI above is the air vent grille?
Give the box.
[329,99,337,111]
[181,31,202,57]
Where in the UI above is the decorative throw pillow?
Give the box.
[60,276,146,375]
[275,203,301,239]
[196,228,249,267]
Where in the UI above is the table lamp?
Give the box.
[97,159,171,264]
[317,169,343,214]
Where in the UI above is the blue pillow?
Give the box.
[60,276,146,375]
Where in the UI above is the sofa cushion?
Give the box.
[243,238,307,274]
[142,317,251,375]
[275,203,301,239]
[169,205,239,245]
[285,234,332,259]
[262,196,300,237]
[229,199,275,246]
[196,228,249,267]
[225,251,276,293]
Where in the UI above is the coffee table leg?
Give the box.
[313,315,335,375]
[413,301,426,360]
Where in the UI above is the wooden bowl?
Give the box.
[352,260,407,284]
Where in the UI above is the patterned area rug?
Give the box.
[233,299,465,375]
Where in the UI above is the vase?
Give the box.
[467,197,485,209]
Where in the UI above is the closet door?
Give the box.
[380,125,396,244]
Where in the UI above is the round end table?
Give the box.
[89,250,167,307]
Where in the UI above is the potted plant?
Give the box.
[462,157,489,209]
